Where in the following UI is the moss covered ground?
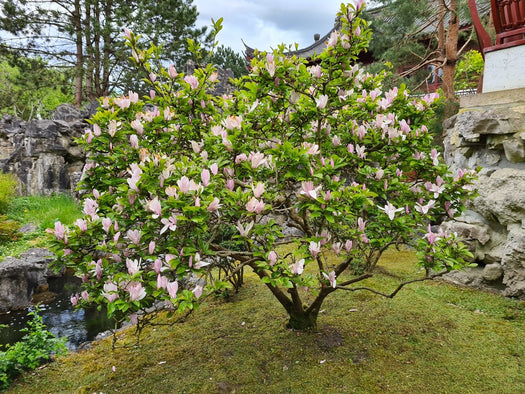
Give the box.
[6,248,524,393]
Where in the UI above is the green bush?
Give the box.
[0,215,21,244]
[0,172,18,214]
[0,308,67,390]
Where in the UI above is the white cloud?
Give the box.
[193,0,372,54]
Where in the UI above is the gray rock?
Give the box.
[0,248,59,311]
[442,95,525,299]
[482,263,503,282]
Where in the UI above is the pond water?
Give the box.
[0,275,115,351]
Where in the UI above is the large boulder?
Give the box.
[0,248,59,311]
[442,90,525,299]
[0,103,90,195]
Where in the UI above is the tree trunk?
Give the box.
[73,0,84,107]
[442,0,459,100]
[84,1,95,101]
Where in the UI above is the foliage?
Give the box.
[209,45,249,78]
[366,0,490,98]
[6,253,525,392]
[0,0,210,105]
[6,195,82,229]
[0,308,67,390]
[0,52,73,121]
[0,195,82,261]
[454,50,483,91]
[0,215,21,245]
[47,2,476,333]
[0,172,17,214]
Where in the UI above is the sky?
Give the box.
[192,0,378,54]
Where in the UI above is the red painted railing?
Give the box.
[469,0,525,54]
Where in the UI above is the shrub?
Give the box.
[0,172,18,214]
[48,2,476,333]
[0,308,67,390]
[0,215,21,244]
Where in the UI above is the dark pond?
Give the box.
[0,275,115,351]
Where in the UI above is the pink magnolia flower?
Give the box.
[126,258,140,275]
[156,274,168,290]
[149,241,155,254]
[222,115,243,130]
[235,153,247,164]
[290,259,305,275]
[167,280,179,298]
[355,0,365,11]
[378,202,403,221]
[268,251,277,266]
[424,224,438,245]
[160,214,177,234]
[127,282,146,301]
[193,285,203,299]
[252,182,265,198]
[265,53,276,77]
[131,119,144,135]
[127,229,141,245]
[431,148,440,166]
[129,91,139,104]
[345,240,353,252]
[332,242,342,255]
[165,186,178,197]
[102,217,112,234]
[309,65,322,78]
[299,181,321,199]
[123,27,132,39]
[52,221,67,240]
[415,200,436,215]
[246,197,265,214]
[129,134,139,149]
[70,293,79,306]
[154,259,163,274]
[201,169,210,187]
[249,152,266,168]
[236,221,254,237]
[84,198,99,219]
[177,176,191,193]
[184,75,199,89]
[309,241,321,258]
[93,123,101,136]
[327,31,339,47]
[103,281,119,302]
[210,162,218,175]
[316,94,328,109]
[323,271,337,288]
[207,197,221,212]
[357,217,366,232]
[225,179,235,191]
[147,197,162,218]
[168,64,177,79]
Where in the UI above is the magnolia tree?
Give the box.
[48,2,475,332]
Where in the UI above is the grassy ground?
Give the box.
[6,249,525,393]
[0,194,81,259]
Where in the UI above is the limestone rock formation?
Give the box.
[442,89,525,299]
[0,248,60,311]
[0,103,92,195]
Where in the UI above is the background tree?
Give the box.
[0,50,73,120]
[0,0,209,107]
[366,0,490,99]
[209,45,248,78]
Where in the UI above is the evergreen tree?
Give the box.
[366,0,490,98]
[0,0,209,106]
[209,45,248,79]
